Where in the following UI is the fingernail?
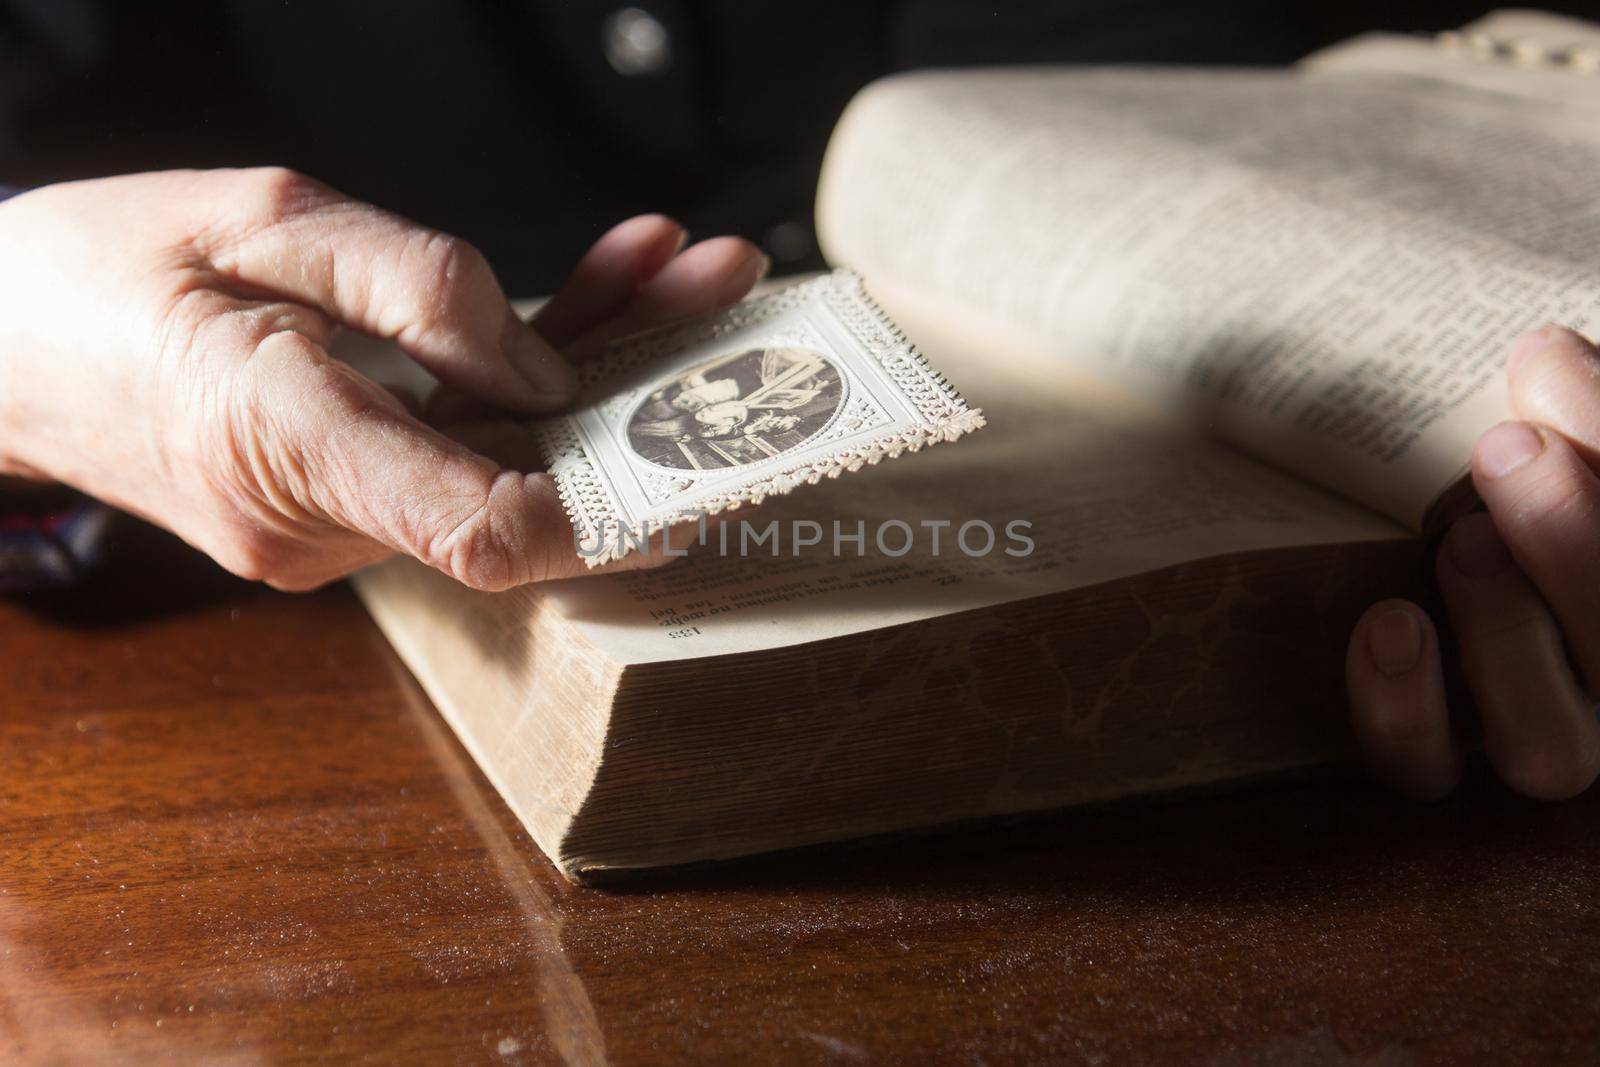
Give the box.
[1445,513,1512,578]
[1506,326,1559,380]
[673,227,690,254]
[1475,420,1543,480]
[748,251,772,284]
[506,322,578,403]
[1367,607,1423,678]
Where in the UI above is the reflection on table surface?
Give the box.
[4,524,1598,1065]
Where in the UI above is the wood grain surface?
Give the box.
[3,522,1597,1065]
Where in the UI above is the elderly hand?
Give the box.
[1347,326,1600,801]
[0,169,766,590]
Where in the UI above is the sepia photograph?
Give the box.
[625,345,844,470]
[535,269,984,563]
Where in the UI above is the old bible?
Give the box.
[354,11,1600,878]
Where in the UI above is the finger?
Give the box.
[423,383,503,427]
[1346,599,1461,799]
[440,419,545,471]
[201,167,575,413]
[385,385,424,417]
[1437,513,1600,799]
[1506,325,1600,469]
[429,234,769,422]
[619,236,769,324]
[1472,420,1600,692]
[240,329,579,590]
[532,214,687,347]
[564,236,769,362]
[435,420,699,577]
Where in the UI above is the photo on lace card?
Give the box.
[531,270,985,565]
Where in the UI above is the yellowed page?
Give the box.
[342,292,1399,667]
[539,312,1402,665]
[817,51,1600,529]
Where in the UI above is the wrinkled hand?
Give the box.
[0,169,766,590]
[1347,326,1600,800]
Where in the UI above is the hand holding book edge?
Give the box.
[1348,327,1600,801]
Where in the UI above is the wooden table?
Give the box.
[4,521,1598,1065]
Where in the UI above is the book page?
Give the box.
[341,292,1399,667]
[540,314,1402,665]
[816,54,1600,529]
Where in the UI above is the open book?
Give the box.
[355,10,1600,879]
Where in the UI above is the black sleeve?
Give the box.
[0,0,111,180]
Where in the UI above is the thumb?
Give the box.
[1505,325,1600,471]
[245,330,578,589]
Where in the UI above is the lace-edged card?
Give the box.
[531,269,985,566]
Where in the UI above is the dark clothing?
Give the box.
[0,0,1529,293]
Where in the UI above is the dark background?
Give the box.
[3,0,1598,293]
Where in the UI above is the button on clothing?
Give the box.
[603,7,673,76]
